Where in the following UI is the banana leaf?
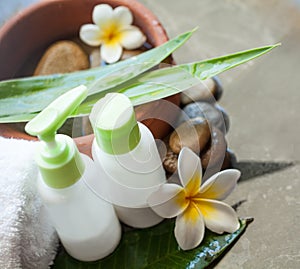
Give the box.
[52,218,253,269]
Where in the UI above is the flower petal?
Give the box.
[101,43,123,63]
[178,147,202,194]
[196,198,240,234]
[113,6,133,26]
[174,203,205,250]
[92,4,114,27]
[147,184,187,218]
[120,26,146,50]
[79,24,102,46]
[199,169,241,200]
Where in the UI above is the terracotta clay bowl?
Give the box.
[0,0,180,156]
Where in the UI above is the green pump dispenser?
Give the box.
[89,93,141,155]
[25,85,88,189]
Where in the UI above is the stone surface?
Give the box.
[221,150,233,170]
[2,1,300,268]
[212,76,224,101]
[34,40,89,75]
[181,77,217,104]
[121,49,145,60]
[138,1,300,267]
[201,127,227,179]
[163,123,230,178]
[163,130,232,175]
[215,103,230,132]
[169,117,210,154]
[89,48,102,68]
[163,146,178,174]
[89,48,144,68]
[182,101,229,133]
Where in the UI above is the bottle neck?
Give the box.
[95,115,141,155]
[37,135,85,189]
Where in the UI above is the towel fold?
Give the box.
[0,137,58,269]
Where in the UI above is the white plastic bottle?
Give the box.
[25,85,121,261]
[88,93,166,228]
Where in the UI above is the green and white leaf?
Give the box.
[0,29,195,121]
[0,30,279,123]
[52,218,253,269]
[77,43,279,114]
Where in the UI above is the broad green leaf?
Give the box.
[52,218,253,269]
[76,43,279,115]
[0,42,279,123]
[0,29,194,120]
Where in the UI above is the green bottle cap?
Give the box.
[25,85,88,188]
[90,93,141,155]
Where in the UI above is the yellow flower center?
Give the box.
[101,22,123,45]
[176,174,203,223]
[185,173,201,197]
[183,201,200,223]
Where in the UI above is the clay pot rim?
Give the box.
[0,0,180,156]
[0,0,169,43]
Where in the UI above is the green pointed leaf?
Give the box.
[0,29,194,121]
[0,41,279,123]
[116,43,280,106]
[52,218,253,269]
[73,43,279,116]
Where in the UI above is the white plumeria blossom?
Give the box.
[148,147,241,250]
[79,4,146,63]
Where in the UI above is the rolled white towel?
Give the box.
[0,137,58,269]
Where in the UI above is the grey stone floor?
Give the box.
[139,0,300,268]
[1,0,299,268]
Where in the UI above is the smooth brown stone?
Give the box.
[183,102,229,133]
[121,49,145,60]
[89,48,145,68]
[169,117,210,154]
[181,78,217,105]
[135,95,181,140]
[200,127,227,180]
[163,146,178,174]
[221,150,233,170]
[89,48,102,68]
[226,148,237,168]
[34,40,89,75]
[212,76,223,101]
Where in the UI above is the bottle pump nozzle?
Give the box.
[25,85,88,145]
[25,85,88,188]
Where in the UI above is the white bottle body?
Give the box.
[91,122,166,228]
[38,154,121,261]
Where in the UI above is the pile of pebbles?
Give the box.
[163,77,236,180]
[34,40,236,180]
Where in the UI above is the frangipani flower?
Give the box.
[79,4,146,64]
[148,147,241,250]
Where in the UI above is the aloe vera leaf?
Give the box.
[0,43,279,122]
[0,29,195,119]
[76,43,279,115]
